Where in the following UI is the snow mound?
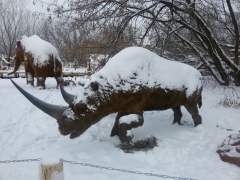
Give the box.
[90,47,202,97]
[20,35,61,66]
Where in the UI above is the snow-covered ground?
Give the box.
[0,76,240,180]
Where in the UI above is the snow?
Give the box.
[126,130,132,137]
[0,76,240,180]
[89,47,202,98]
[50,171,64,180]
[119,114,140,125]
[62,108,77,120]
[40,157,61,166]
[20,35,61,67]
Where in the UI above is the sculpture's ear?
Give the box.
[16,41,22,49]
[90,81,99,91]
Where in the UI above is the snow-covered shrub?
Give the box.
[202,76,219,90]
[202,76,240,108]
[219,87,240,108]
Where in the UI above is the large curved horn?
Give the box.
[60,85,75,106]
[11,79,68,120]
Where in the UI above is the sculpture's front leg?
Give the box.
[118,113,144,143]
[24,60,34,86]
[110,112,129,137]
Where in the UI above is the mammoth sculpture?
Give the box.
[11,47,203,142]
[8,35,63,89]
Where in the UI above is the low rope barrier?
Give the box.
[2,126,239,179]
[61,159,196,180]
[0,158,197,180]
[0,158,41,163]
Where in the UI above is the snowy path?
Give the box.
[0,78,240,180]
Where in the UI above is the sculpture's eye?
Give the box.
[90,81,99,91]
[74,103,87,115]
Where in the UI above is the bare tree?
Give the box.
[37,17,139,70]
[33,0,240,85]
[0,0,39,63]
[38,19,94,66]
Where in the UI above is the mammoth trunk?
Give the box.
[7,56,21,75]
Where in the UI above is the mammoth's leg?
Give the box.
[172,106,182,125]
[26,71,34,86]
[37,77,46,89]
[24,61,34,86]
[55,77,63,88]
[118,112,144,143]
[110,112,129,137]
[184,104,202,127]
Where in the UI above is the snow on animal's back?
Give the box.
[20,35,61,66]
[93,47,202,97]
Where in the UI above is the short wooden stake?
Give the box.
[39,158,64,180]
[14,73,19,78]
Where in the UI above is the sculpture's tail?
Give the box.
[198,94,202,108]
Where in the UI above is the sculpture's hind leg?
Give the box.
[172,106,183,125]
[184,104,202,126]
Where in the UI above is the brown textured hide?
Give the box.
[58,85,202,142]
[8,40,63,89]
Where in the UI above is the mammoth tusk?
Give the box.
[7,72,15,75]
[60,85,76,106]
[1,56,12,64]
[10,79,68,120]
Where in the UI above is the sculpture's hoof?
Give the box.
[172,120,181,125]
[38,86,44,90]
[120,130,134,143]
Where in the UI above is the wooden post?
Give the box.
[39,158,64,180]
[0,61,2,70]
[14,73,19,78]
